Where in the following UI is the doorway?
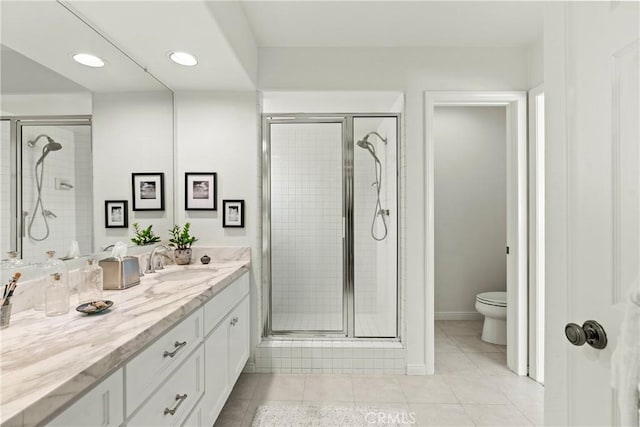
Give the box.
[424,91,528,375]
[433,106,509,371]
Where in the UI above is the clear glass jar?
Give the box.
[78,259,103,304]
[38,251,68,311]
[45,272,70,316]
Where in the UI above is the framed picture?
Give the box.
[222,200,245,228]
[105,200,128,228]
[132,173,164,211]
[185,172,217,210]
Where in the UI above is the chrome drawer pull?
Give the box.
[163,341,187,358]
[164,393,188,416]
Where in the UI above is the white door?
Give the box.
[545,2,639,426]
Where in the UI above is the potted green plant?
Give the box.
[131,223,161,246]
[168,222,198,265]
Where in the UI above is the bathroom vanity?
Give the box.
[0,248,251,427]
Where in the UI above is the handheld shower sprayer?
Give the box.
[356,131,389,241]
[26,134,62,241]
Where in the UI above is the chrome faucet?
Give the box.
[146,245,172,274]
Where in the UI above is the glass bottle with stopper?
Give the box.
[45,272,70,316]
[79,259,103,304]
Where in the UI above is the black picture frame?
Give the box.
[185,172,217,211]
[132,172,165,211]
[105,200,128,228]
[222,200,245,228]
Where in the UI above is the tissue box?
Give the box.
[99,256,141,290]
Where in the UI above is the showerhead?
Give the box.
[28,134,62,150]
[45,140,62,151]
[356,131,387,164]
[356,139,371,149]
[35,138,62,165]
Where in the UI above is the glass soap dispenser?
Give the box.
[79,259,103,304]
[45,272,70,316]
[39,251,68,312]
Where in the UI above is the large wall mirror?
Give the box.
[1,1,174,262]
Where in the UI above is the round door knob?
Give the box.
[583,320,607,349]
[565,323,587,346]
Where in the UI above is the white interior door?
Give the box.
[545,2,639,425]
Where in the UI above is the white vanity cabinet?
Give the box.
[44,269,250,427]
[47,369,124,427]
[201,273,250,426]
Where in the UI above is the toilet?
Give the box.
[475,291,507,345]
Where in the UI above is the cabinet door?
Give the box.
[228,295,250,384]
[47,369,124,427]
[203,320,229,427]
[181,401,203,427]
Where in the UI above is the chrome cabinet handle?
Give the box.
[230,317,239,326]
[565,320,607,349]
[164,393,187,416]
[163,341,187,358]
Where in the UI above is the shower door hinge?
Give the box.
[506,246,510,255]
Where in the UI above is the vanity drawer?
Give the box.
[203,272,249,336]
[126,308,203,414]
[128,344,204,427]
[47,369,124,427]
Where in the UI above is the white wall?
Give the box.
[173,91,261,362]
[0,93,92,116]
[92,92,174,251]
[434,106,507,318]
[527,38,544,88]
[259,46,529,372]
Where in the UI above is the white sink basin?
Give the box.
[156,268,215,282]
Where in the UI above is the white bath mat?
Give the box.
[251,404,414,427]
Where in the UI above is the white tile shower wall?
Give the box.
[1,121,11,255]
[255,340,406,375]
[21,126,77,260]
[270,123,343,330]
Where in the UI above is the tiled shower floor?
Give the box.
[214,320,544,426]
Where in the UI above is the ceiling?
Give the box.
[0,1,544,94]
[240,1,544,47]
[1,46,88,94]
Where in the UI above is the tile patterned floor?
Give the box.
[214,320,544,427]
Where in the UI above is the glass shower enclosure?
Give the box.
[263,114,399,338]
[1,117,92,259]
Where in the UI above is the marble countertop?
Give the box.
[0,247,251,427]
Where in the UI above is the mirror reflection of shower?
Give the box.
[356,131,389,241]
[27,134,62,241]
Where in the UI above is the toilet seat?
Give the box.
[476,291,507,307]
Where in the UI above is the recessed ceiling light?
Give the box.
[169,51,198,67]
[72,53,105,68]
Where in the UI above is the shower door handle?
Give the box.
[21,211,28,237]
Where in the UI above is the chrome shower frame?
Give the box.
[262,113,401,339]
[2,116,92,257]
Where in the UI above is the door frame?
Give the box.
[424,91,528,375]
[528,84,545,384]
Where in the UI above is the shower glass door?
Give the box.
[268,120,346,333]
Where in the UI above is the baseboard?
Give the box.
[435,311,483,321]
[406,364,427,375]
[243,361,256,373]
